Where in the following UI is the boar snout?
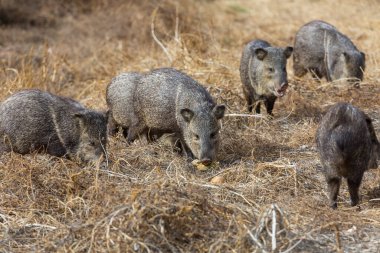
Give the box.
[200,158,212,166]
[275,82,288,97]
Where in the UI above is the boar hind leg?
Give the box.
[347,175,363,206]
[47,146,67,157]
[127,121,146,144]
[0,136,14,154]
[310,68,323,81]
[46,137,67,157]
[107,114,119,136]
[0,142,7,155]
[107,113,129,138]
[264,97,277,116]
[293,64,307,78]
[243,89,254,113]
[326,176,341,209]
[254,102,261,114]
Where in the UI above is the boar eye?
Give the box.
[90,141,96,146]
[268,67,274,72]
[210,132,217,139]
[193,134,199,140]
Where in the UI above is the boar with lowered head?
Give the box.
[239,39,293,115]
[316,103,379,209]
[106,68,226,166]
[293,20,365,84]
[0,89,108,164]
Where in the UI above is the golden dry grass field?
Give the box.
[0,0,380,252]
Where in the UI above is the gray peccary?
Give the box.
[106,72,142,138]
[316,103,379,209]
[293,20,365,84]
[0,89,108,164]
[239,39,293,115]
[106,68,226,165]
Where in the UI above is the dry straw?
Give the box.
[0,0,380,252]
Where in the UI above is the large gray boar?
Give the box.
[293,20,365,84]
[316,103,379,209]
[0,89,108,164]
[106,68,226,165]
[239,39,293,115]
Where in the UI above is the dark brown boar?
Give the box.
[316,103,379,209]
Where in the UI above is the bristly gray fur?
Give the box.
[0,89,108,164]
[293,20,365,83]
[239,39,293,115]
[106,68,226,163]
[316,103,379,209]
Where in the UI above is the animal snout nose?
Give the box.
[278,82,288,91]
[201,159,212,166]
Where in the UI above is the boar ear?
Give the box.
[365,115,373,126]
[360,51,365,61]
[284,46,293,59]
[364,116,379,144]
[74,111,86,119]
[342,52,350,61]
[74,111,87,128]
[105,110,110,121]
[254,48,267,60]
[180,108,194,123]
[213,104,226,120]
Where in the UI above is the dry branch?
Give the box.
[151,8,173,64]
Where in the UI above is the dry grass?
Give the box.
[1,0,380,252]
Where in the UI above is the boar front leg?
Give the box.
[127,120,146,144]
[264,96,277,116]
